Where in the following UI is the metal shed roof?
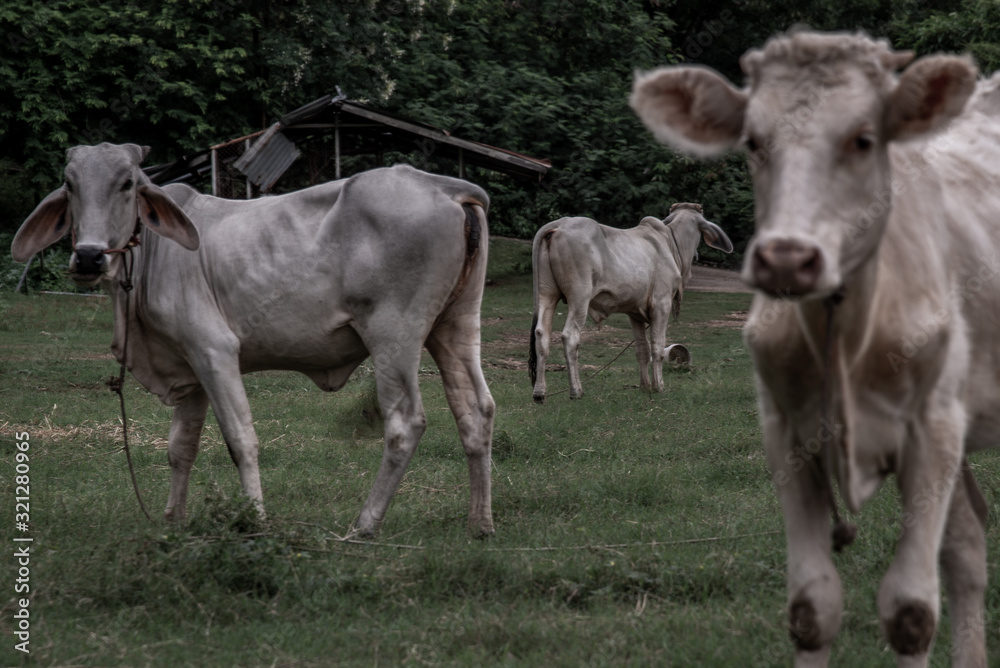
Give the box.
[146,91,550,189]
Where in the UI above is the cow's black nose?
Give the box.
[74,246,107,275]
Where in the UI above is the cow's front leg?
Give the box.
[878,404,965,666]
[763,399,843,667]
[163,386,209,522]
[629,316,652,390]
[561,300,588,399]
[189,343,265,514]
[354,344,427,537]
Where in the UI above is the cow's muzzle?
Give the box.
[70,245,108,284]
[749,238,823,297]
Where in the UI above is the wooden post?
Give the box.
[211,148,218,196]
[15,255,34,294]
[335,117,341,180]
[245,138,253,199]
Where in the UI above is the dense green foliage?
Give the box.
[3,0,1000,262]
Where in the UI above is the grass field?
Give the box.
[1,237,998,667]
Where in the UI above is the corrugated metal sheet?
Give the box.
[233,123,301,192]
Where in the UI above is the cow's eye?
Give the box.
[64,180,73,193]
[746,136,760,153]
[849,132,874,154]
[121,179,134,191]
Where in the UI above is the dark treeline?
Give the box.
[2,0,998,263]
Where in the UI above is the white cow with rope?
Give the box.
[632,30,1000,666]
[12,143,496,538]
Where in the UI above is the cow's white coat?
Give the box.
[13,144,495,537]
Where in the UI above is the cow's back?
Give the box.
[135,167,486,396]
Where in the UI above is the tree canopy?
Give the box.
[2,0,997,262]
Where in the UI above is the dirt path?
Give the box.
[686,266,752,293]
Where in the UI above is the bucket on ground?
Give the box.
[663,344,691,368]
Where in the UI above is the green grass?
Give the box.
[1,238,999,666]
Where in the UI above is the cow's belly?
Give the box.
[238,323,370,391]
[588,291,644,324]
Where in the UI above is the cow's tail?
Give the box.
[529,312,539,386]
[440,194,488,318]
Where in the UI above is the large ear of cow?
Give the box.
[630,66,747,157]
[886,55,977,142]
[11,187,71,263]
[699,220,734,253]
[137,184,200,251]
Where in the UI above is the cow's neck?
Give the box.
[792,255,883,513]
[795,255,880,367]
[105,238,146,366]
[666,223,697,281]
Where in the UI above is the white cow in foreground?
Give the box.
[12,143,495,537]
[633,31,1000,666]
[529,204,732,402]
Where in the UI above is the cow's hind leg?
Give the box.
[562,298,589,399]
[163,387,209,522]
[531,293,559,404]
[648,305,671,392]
[427,319,496,537]
[353,341,427,537]
[939,460,988,668]
[629,316,652,391]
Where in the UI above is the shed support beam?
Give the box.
[335,119,341,180]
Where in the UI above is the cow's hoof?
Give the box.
[470,523,496,539]
[533,393,545,404]
[569,391,583,400]
[347,520,379,541]
[886,601,935,656]
[789,599,822,651]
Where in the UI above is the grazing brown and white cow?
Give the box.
[12,143,495,537]
[528,205,732,402]
[632,31,1000,666]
